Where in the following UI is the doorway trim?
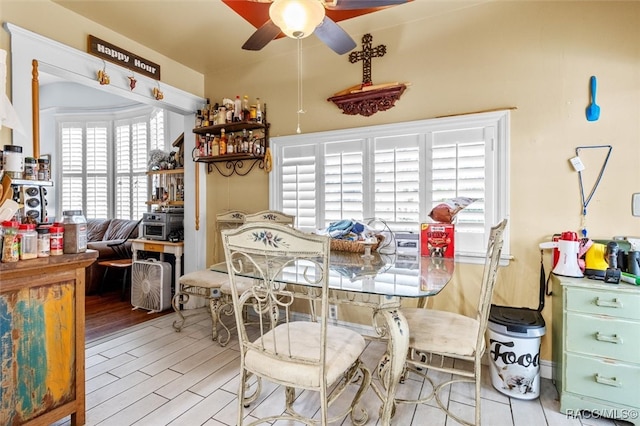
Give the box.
[4,22,208,275]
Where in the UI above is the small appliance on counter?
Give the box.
[584,236,640,284]
[539,231,583,278]
[141,208,183,241]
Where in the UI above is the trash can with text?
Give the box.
[487,305,546,400]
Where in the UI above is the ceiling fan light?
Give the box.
[269,0,326,39]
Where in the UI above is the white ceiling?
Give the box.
[51,0,491,76]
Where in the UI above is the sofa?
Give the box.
[85,218,140,295]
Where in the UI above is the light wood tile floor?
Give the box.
[52,308,632,426]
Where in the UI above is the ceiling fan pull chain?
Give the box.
[296,38,305,134]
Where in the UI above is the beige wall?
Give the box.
[204,1,640,361]
[2,1,639,362]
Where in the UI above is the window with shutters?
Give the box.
[58,109,165,220]
[270,110,510,263]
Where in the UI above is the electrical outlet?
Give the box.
[328,304,338,320]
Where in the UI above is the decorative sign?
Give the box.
[88,35,161,80]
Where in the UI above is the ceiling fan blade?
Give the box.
[326,0,410,10]
[242,20,282,51]
[314,17,357,55]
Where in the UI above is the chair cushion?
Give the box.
[220,278,253,294]
[403,308,482,357]
[179,270,228,289]
[244,321,366,388]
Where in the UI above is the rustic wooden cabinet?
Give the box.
[552,275,640,425]
[0,251,98,425]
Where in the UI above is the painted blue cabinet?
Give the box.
[1,251,97,425]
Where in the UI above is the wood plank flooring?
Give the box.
[85,288,173,343]
[59,299,631,426]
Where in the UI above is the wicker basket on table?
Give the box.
[329,235,383,253]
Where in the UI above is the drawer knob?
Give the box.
[595,373,622,387]
[594,297,623,308]
[595,332,622,344]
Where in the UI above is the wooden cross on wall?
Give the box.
[349,34,386,87]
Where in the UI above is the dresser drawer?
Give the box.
[566,287,640,320]
[566,353,640,408]
[566,312,640,363]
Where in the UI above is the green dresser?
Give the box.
[552,275,640,425]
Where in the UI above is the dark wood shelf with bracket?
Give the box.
[327,83,407,117]
[192,118,269,177]
[193,120,266,136]
[194,154,266,177]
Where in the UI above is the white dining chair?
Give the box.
[395,218,508,426]
[219,210,297,326]
[244,209,295,226]
[221,222,371,425]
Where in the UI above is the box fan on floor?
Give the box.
[131,259,172,313]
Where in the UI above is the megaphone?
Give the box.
[540,231,583,278]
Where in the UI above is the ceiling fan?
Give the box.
[232,0,411,55]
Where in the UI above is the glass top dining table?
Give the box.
[209,250,454,300]
[209,250,455,424]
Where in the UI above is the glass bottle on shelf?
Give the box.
[211,135,220,156]
[227,132,235,154]
[234,96,242,122]
[242,95,250,121]
[256,97,263,124]
[217,107,226,125]
[248,131,254,155]
[219,128,227,156]
[241,129,248,153]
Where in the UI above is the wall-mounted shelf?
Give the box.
[328,83,407,117]
[193,121,266,135]
[147,169,184,175]
[146,168,184,207]
[9,178,54,187]
[194,154,266,177]
[192,118,269,177]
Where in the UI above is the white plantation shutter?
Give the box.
[58,109,165,220]
[61,125,83,173]
[271,111,510,261]
[373,134,421,232]
[280,144,317,230]
[61,176,83,212]
[324,139,364,227]
[60,122,108,216]
[429,126,495,254]
[85,123,109,218]
[114,118,150,219]
[60,124,83,211]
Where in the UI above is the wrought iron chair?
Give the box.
[244,209,295,226]
[395,219,508,426]
[219,210,297,330]
[221,222,371,425]
[172,210,247,344]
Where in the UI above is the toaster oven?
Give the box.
[142,211,183,241]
